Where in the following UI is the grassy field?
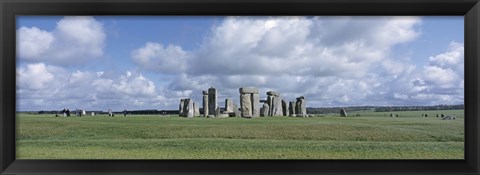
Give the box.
[16,110,464,159]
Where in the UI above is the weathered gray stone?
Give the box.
[251,93,260,117]
[179,99,185,116]
[239,87,259,94]
[260,103,269,117]
[202,93,208,117]
[296,97,306,116]
[233,102,240,117]
[289,101,296,116]
[208,87,217,116]
[282,99,289,116]
[194,102,200,117]
[217,113,230,118]
[340,108,348,117]
[265,91,284,116]
[240,93,252,117]
[267,95,274,116]
[225,98,234,113]
[239,87,260,118]
[442,115,456,120]
[215,107,221,116]
[185,99,194,118]
[267,91,280,96]
[273,96,283,116]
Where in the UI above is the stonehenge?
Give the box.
[239,87,260,118]
[180,86,308,118]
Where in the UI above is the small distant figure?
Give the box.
[124,109,127,117]
[436,114,439,118]
[396,114,399,117]
[55,114,59,117]
[108,109,113,117]
[425,114,428,117]
[356,113,360,117]
[390,113,394,118]
[441,113,445,118]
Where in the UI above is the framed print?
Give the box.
[1,0,479,174]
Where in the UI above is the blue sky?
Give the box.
[16,16,464,111]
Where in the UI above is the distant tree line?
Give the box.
[373,104,464,112]
[306,104,464,114]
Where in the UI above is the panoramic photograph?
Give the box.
[16,16,464,159]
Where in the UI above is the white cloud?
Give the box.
[17,27,54,59]
[132,42,190,74]
[17,16,106,65]
[16,63,177,111]
[17,63,56,90]
[139,16,426,107]
[17,16,464,110]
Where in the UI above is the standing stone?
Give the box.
[267,95,274,116]
[289,101,296,117]
[296,96,306,117]
[260,103,269,117]
[208,87,217,116]
[240,93,252,117]
[215,107,221,116]
[184,99,194,118]
[233,101,240,117]
[266,91,284,116]
[202,91,208,117]
[251,93,260,117]
[179,99,185,117]
[225,98,234,113]
[340,108,348,117]
[239,87,259,118]
[274,96,283,116]
[194,102,200,117]
[282,100,289,116]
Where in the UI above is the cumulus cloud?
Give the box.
[131,42,190,74]
[16,16,106,65]
[17,16,463,110]
[16,64,181,111]
[17,63,56,90]
[131,16,432,107]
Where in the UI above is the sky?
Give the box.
[16,16,464,111]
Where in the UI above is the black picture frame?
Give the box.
[1,0,479,174]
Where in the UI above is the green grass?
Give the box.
[16,110,464,159]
